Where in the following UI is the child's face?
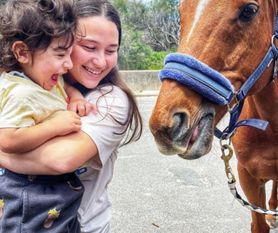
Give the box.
[23,38,73,90]
[68,16,119,88]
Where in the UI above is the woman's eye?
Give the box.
[239,3,259,22]
[106,50,116,54]
[82,45,96,51]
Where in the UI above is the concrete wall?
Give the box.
[120,70,161,96]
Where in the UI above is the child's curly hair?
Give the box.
[0,0,77,71]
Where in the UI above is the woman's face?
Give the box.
[68,16,119,88]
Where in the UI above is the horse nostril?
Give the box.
[171,112,189,141]
[173,112,187,127]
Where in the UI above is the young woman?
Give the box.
[0,0,143,232]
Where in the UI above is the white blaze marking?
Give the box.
[186,0,210,44]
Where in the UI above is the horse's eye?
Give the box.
[239,4,259,22]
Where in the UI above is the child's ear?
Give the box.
[12,41,30,64]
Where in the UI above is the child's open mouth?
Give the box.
[51,74,58,84]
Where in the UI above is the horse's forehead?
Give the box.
[179,0,237,17]
[179,0,227,30]
[179,0,273,12]
[181,0,211,43]
[178,0,272,50]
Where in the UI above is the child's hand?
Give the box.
[47,111,81,135]
[67,99,97,117]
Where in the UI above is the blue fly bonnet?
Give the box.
[159,15,278,139]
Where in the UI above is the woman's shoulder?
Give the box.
[85,84,129,106]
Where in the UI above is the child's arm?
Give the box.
[64,82,96,116]
[0,111,81,153]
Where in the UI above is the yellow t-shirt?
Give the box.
[0,71,68,128]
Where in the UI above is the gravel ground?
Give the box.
[109,96,278,233]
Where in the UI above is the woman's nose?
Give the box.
[92,53,106,68]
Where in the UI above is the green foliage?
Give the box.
[113,0,179,70]
[119,42,168,70]
[143,50,169,70]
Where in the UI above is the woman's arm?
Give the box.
[0,85,130,175]
[0,130,98,175]
[0,111,81,153]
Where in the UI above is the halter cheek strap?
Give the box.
[215,33,278,138]
[159,15,278,140]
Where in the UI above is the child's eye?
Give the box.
[57,53,66,58]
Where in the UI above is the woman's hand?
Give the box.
[45,110,81,136]
[67,98,97,116]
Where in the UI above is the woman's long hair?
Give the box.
[75,0,143,145]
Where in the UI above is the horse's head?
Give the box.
[149,0,277,159]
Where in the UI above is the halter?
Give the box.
[159,15,278,140]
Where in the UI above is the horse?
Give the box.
[149,1,278,233]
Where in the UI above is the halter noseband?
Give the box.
[159,15,278,140]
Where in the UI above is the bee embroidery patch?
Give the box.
[43,208,60,229]
[0,199,4,219]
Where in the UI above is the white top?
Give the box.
[77,84,129,233]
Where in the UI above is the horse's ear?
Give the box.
[11,41,31,64]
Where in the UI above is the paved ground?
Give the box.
[109,96,278,233]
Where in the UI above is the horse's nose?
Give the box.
[170,112,189,142]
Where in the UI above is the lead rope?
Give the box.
[220,140,278,216]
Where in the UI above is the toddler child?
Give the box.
[0,0,88,232]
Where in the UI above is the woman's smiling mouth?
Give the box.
[84,66,102,75]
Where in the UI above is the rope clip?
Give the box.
[220,144,236,183]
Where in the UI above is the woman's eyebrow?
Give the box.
[108,44,119,48]
[81,38,118,47]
